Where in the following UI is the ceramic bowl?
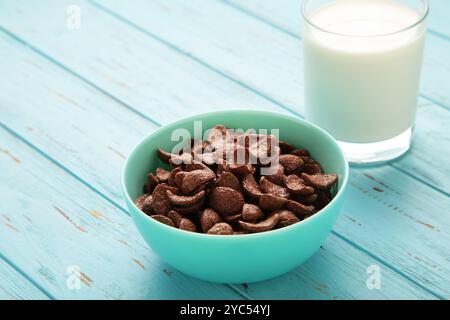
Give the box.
[122,110,348,283]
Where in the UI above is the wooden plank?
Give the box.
[341,166,450,297]
[0,259,50,300]
[1,0,448,196]
[212,1,450,191]
[0,126,436,300]
[428,0,450,39]
[392,100,450,194]
[223,0,450,40]
[0,19,276,204]
[221,0,450,108]
[222,0,301,37]
[0,0,277,125]
[90,0,450,194]
[0,23,447,298]
[0,2,449,297]
[91,0,450,108]
[243,236,437,300]
[0,127,243,299]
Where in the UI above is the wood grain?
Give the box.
[0,128,435,300]
[92,0,450,109]
[0,128,244,300]
[224,0,450,42]
[428,0,450,39]
[0,258,50,300]
[0,22,448,298]
[243,236,436,300]
[0,0,277,124]
[1,0,448,195]
[92,0,450,195]
[0,0,449,299]
[220,0,450,109]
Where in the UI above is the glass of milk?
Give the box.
[302,0,429,164]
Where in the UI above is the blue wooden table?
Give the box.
[1,0,449,300]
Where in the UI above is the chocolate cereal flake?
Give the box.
[286,200,315,217]
[141,195,155,215]
[180,169,215,195]
[207,222,233,235]
[155,167,171,183]
[151,215,175,227]
[179,218,197,232]
[199,208,223,233]
[242,173,263,199]
[275,210,300,228]
[214,171,242,192]
[134,194,148,211]
[167,190,205,207]
[172,199,205,215]
[157,148,172,164]
[264,165,284,185]
[134,124,339,234]
[301,173,337,190]
[143,173,159,194]
[259,193,288,211]
[260,176,290,199]
[152,184,177,215]
[209,187,244,215]
[279,154,303,174]
[241,204,264,222]
[167,210,184,227]
[238,213,280,233]
[284,174,315,195]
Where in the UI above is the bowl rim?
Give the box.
[122,109,349,239]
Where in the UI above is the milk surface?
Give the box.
[304,0,426,143]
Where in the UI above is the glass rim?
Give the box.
[301,0,430,38]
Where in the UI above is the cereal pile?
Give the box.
[134,125,338,235]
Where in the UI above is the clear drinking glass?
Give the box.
[302,0,429,164]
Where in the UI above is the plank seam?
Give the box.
[227,285,253,300]
[428,29,450,43]
[0,27,161,128]
[0,81,442,300]
[0,122,250,300]
[219,0,301,39]
[86,0,303,118]
[3,5,447,203]
[331,231,446,300]
[220,0,450,47]
[218,0,450,113]
[0,122,129,216]
[391,162,450,197]
[3,120,441,299]
[0,252,55,300]
[88,0,450,198]
[0,4,446,299]
[419,93,450,112]
[0,82,440,301]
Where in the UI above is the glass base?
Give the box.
[338,127,414,166]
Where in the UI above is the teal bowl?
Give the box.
[122,110,348,283]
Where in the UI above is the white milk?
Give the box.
[303,0,426,143]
